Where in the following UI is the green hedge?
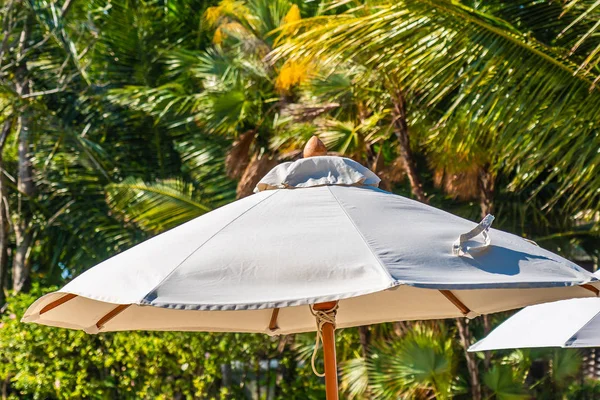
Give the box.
[0,286,323,399]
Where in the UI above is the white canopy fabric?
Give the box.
[23,156,599,336]
[470,272,600,351]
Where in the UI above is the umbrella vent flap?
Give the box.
[254,156,381,192]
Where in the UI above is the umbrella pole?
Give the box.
[314,301,339,400]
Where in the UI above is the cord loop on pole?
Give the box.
[310,303,338,377]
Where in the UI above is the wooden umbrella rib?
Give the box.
[40,293,77,315]
[313,301,338,311]
[439,290,471,316]
[268,308,280,331]
[96,304,131,330]
[582,284,600,296]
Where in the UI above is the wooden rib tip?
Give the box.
[303,136,327,158]
[582,284,600,296]
[268,308,280,332]
[313,301,338,311]
[40,293,77,315]
[95,304,131,330]
[439,290,471,316]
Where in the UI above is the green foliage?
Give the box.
[483,365,529,400]
[0,286,324,399]
[276,0,600,216]
[107,178,214,233]
[343,324,463,400]
[565,378,600,400]
[340,357,369,399]
[551,350,583,388]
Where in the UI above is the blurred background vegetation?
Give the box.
[0,0,599,398]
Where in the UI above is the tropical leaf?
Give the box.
[556,0,600,77]
[274,0,600,215]
[106,178,212,233]
[483,365,530,400]
[340,357,369,399]
[551,349,583,388]
[367,324,458,400]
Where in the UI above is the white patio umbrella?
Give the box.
[22,137,599,399]
[470,272,600,351]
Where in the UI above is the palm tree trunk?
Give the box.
[390,89,427,202]
[0,119,12,307]
[12,15,34,294]
[236,154,277,199]
[478,166,495,372]
[357,325,373,399]
[457,319,482,400]
[390,86,482,400]
[452,165,496,400]
[2,374,11,400]
[478,167,495,218]
[358,326,370,358]
[255,360,261,400]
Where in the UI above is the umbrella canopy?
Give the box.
[470,272,600,351]
[23,155,598,335]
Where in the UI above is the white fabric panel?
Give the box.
[332,186,589,288]
[469,298,600,351]
[254,161,293,192]
[142,187,393,310]
[59,191,275,304]
[51,184,593,312]
[566,306,600,347]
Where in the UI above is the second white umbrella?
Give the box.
[470,272,600,351]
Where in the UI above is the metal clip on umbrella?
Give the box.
[22,137,599,400]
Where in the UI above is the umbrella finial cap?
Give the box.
[303,136,327,158]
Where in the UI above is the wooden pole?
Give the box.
[314,301,339,400]
[305,138,336,399]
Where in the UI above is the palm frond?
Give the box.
[340,357,370,399]
[483,365,529,400]
[551,349,583,387]
[106,178,212,233]
[557,0,600,76]
[367,323,458,400]
[273,0,600,214]
[106,84,203,123]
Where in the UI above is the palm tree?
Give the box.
[0,0,228,296]
[553,0,600,84]
[107,0,324,199]
[274,0,600,218]
[0,0,95,293]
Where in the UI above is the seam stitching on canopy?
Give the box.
[140,190,280,304]
[326,186,395,284]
